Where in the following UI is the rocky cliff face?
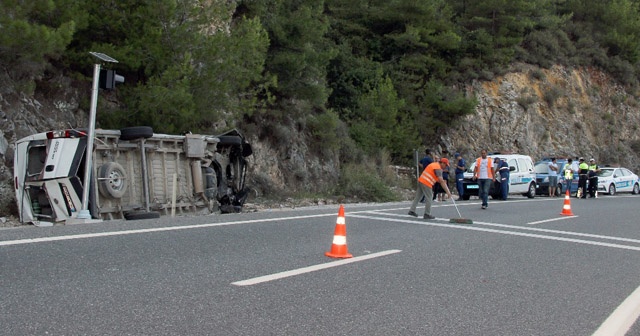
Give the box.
[2,64,640,219]
[441,64,640,169]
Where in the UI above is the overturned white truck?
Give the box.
[14,126,252,224]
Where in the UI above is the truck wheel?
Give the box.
[98,162,128,198]
[119,126,153,141]
[217,135,242,146]
[124,210,160,220]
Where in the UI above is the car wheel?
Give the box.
[97,162,128,198]
[556,184,563,197]
[608,184,616,196]
[462,195,470,201]
[633,183,640,195]
[527,183,536,198]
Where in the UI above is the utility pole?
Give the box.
[75,52,120,221]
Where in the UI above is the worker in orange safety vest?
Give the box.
[408,155,453,220]
[472,149,497,210]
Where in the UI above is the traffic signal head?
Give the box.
[99,69,124,90]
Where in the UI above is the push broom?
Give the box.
[449,198,473,224]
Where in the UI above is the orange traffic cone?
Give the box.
[560,190,575,216]
[325,205,353,259]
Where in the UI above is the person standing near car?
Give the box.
[473,149,496,209]
[578,157,589,198]
[454,153,466,201]
[498,158,510,200]
[418,149,433,203]
[408,155,453,219]
[563,158,574,196]
[548,158,559,197]
[435,158,451,201]
[587,158,601,198]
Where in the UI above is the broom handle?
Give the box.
[451,198,463,218]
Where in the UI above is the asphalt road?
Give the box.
[1,195,640,335]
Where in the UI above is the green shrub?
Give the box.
[338,163,398,202]
[516,95,538,110]
[529,69,546,81]
[543,85,563,107]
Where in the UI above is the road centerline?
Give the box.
[231,249,402,286]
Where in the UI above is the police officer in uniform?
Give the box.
[497,158,510,200]
[578,157,589,198]
[587,158,601,198]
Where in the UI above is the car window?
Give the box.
[534,162,548,174]
[518,158,531,172]
[466,162,475,173]
[598,169,614,177]
[509,159,520,172]
[622,168,631,176]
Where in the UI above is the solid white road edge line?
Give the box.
[231,249,402,286]
[0,213,337,246]
[592,284,640,336]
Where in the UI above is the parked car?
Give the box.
[461,154,536,200]
[596,167,640,195]
[534,159,579,196]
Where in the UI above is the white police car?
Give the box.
[596,167,640,195]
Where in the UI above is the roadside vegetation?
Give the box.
[3,0,640,202]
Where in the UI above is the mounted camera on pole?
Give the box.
[99,69,124,90]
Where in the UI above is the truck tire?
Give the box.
[217,135,242,146]
[119,126,153,141]
[98,162,128,198]
[124,210,161,220]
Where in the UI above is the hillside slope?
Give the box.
[2,64,640,218]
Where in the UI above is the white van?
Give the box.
[460,153,536,200]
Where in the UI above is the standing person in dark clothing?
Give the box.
[498,158,510,200]
[435,150,450,202]
[418,149,433,203]
[587,158,601,198]
[419,149,433,173]
[435,158,450,201]
[578,157,589,198]
[454,153,466,201]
